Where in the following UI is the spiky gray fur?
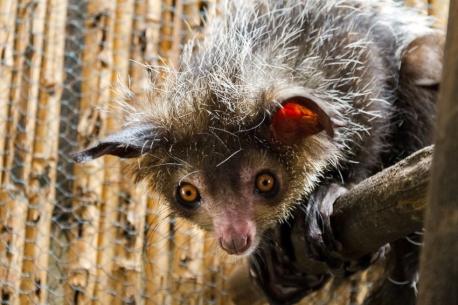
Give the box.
[121,0,436,184]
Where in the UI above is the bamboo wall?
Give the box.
[0,1,449,305]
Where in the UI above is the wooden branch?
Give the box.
[418,0,458,303]
[228,145,434,305]
[331,145,432,259]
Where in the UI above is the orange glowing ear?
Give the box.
[270,97,334,145]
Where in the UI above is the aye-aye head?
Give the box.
[73,84,341,255]
[71,0,350,256]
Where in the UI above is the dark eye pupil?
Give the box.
[186,191,192,196]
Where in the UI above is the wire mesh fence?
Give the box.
[0,0,449,305]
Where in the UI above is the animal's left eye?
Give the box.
[255,172,279,197]
[176,183,201,209]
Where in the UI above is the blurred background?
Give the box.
[0,0,450,305]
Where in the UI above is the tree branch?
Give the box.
[331,145,432,258]
[418,0,458,303]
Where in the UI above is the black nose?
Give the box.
[219,235,251,255]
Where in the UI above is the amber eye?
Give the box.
[255,172,278,197]
[176,183,201,209]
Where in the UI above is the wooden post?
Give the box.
[0,0,18,185]
[20,0,68,304]
[201,236,222,304]
[3,0,47,189]
[159,0,174,63]
[428,0,450,29]
[404,0,429,13]
[2,0,24,186]
[65,1,116,304]
[92,171,118,305]
[170,219,205,305]
[418,0,458,303]
[0,1,48,304]
[144,195,171,305]
[0,188,28,305]
[143,0,162,67]
[112,184,147,305]
[183,0,201,40]
[169,0,183,66]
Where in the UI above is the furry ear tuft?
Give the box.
[270,96,334,145]
[71,124,159,163]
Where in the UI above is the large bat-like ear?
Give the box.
[400,32,444,88]
[71,124,159,163]
[269,95,335,145]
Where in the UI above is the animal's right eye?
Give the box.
[176,183,201,209]
[255,172,279,198]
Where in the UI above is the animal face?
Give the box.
[73,91,338,255]
[142,144,291,255]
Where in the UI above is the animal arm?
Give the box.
[228,145,433,305]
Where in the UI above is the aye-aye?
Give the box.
[73,0,443,257]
